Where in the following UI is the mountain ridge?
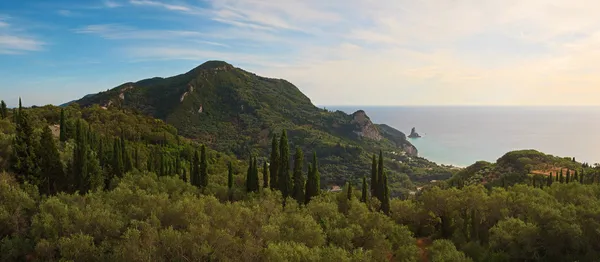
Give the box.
[72,60,445,187]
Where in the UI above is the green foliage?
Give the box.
[428,239,472,262]
[37,126,65,194]
[361,176,368,203]
[1,172,424,261]
[11,109,40,185]
[0,100,7,119]
[292,147,305,204]
[278,130,291,200]
[200,144,208,188]
[269,134,279,190]
[305,152,320,205]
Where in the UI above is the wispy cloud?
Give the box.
[57,10,73,16]
[75,24,203,40]
[104,0,122,8]
[0,35,45,54]
[129,0,191,12]
[0,18,44,55]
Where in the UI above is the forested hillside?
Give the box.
[72,61,452,187]
[2,97,600,262]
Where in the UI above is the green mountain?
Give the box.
[74,61,449,187]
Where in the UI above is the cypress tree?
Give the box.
[269,134,279,190]
[305,151,320,204]
[361,176,368,203]
[292,147,305,204]
[38,126,65,194]
[573,170,578,183]
[547,173,553,187]
[59,108,66,141]
[228,162,233,190]
[559,169,564,183]
[191,150,200,187]
[72,120,90,193]
[381,172,390,215]
[121,134,133,173]
[263,161,269,188]
[470,209,479,241]
[370,154,377,198]
[246,157,253,192]
[305,164,313,205]
[278,130,291,201]
[0,100,7,119]
[246,157,259,193]
[566,170,571,183]
[200,145,208,188]
[377,150,384,202]
[228,162,233,201]
[112,138,124,178]
[182,168,187,183]
[11,109,39,185]
[85,147,104,192]
[347,182,353,200]
[580,169,585,184]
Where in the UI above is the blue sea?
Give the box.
[330,106,600,167]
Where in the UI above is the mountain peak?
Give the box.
[188,60,234,74]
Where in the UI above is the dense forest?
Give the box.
[2,99,600,261]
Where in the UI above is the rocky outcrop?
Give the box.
[351,110,383,141]
[408,127,421,138]
[377,124,419,157]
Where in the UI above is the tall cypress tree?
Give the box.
[112,138,124,178]
[566,170,571,183]
[11,109,39,184]
[381,172,390,215]
[246,157,259,193]
[547,173,553,187]
[269,134,279,191]
[72,120,89,193]
[278,130,291,201]
[305,164,313,205]
[559,169,564,183]
[305,151,320,204]
[228,162,233,201]
[59,108,67,141]
[200,145,208,188]
[573,170,578,183]
[38,125,65,194]
[292,147,305,204]
[370,154,378,199]
[228,162,233,190]
[0,100,7,119]
[580,169,585,184]
[263,161,269,188]
[191,150,200,187]
[121,134,133,173]
[377,151,385,202]
[361,176,368,203]
[347,182,353,200]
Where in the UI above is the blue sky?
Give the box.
[1,0,600,107]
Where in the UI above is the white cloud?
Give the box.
[129,0,191,12]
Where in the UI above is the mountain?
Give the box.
[74,61,447,186]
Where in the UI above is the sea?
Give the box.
[329,106,600,167]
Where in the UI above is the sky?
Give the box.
[1,0,600,107]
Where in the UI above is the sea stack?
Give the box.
[408,127,421,138]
